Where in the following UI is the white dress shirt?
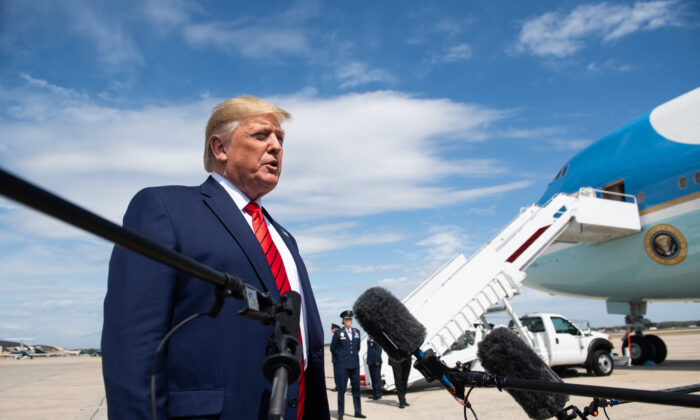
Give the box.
[211,172,308,368]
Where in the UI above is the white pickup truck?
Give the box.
[506,313,615,376]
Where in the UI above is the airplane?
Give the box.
[0,337,77,358]
[0,337,46,359]
[524,86,700,366]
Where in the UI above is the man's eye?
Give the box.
[253,132,268,140]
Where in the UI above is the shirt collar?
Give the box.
[211,172,261,211]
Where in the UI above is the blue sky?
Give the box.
[1,0,699,348]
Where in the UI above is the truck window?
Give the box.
[516,317,545,333]
[444,330,477,355]
[551,317,580,335]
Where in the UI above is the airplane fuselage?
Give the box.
[525,87,700,304]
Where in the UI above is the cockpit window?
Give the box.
[552,164,569,182]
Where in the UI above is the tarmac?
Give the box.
[0,329,698,419]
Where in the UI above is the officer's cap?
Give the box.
[340,309,354,319]
[331,323,340,330]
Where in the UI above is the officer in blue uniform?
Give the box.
[330,323,340,392]
[366,337,383,400]
[330,310,366,420]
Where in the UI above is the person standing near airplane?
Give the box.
[330,310,366,420]
[366,336,383,400]
[331,323,340,392]
[389,357,411,409]
[101,96,329,420]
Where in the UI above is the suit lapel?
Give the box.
[199,177,279,297]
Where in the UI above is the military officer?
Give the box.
[330,323,340,392]
[330,310,366,420]
[366,337,383,400]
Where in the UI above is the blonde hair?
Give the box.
[204,96,291,172]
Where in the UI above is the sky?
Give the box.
[0,0,699,349]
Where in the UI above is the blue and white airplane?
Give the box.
[525,86,700,365]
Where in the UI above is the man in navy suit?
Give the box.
[102,96,330,420]
[366,337,383,400]
[330,310,366,420]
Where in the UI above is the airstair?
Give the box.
[360,188,641,390]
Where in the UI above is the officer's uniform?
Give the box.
[366,337,383,399]
[330,323,341,392]
[330,310,364,419]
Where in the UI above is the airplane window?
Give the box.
[679,176,688,189]
[637,191,645,204]
[694,171,700,184]
[552,164,569,182]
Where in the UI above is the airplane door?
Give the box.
[549,316,585,365]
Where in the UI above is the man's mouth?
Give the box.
[264,161,279,171]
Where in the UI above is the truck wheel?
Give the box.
[590,350,613,376]
[644,335,667,364]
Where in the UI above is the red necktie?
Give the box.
[244,202,305,420]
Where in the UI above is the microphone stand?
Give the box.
[413,346,700,409]
[0,168,301,420]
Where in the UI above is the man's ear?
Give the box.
[209,136,227,162]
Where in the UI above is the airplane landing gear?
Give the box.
[620,302,668,365]
[644,334,667,364]
[621,334,667,365]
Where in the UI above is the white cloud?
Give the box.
[339,264,405,273]
[184,22,310,58]
[550,138,593,151]
[432,43,473,63]
[416,225,473,262]
[0,1,204,70]
[141,0,198,30]
[1,78,533,239]
[294,222,404,255]
[496,126,564,139]
[336,61,396,89]
[586,60,634,73]
[70,6,145,68]
[517,1,681,57]
[181,1,320,59]
[266,90,531,220]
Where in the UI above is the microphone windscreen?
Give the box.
[478,327,568,420]
[353,287,426,362]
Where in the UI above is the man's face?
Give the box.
[215,113,285,200]
[342,318,352,329]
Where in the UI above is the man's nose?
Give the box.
[268,134,282,151]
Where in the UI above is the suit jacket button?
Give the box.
[287,397,298,408]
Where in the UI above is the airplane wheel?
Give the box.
[644,335,667,364]
[623,335,652,365]
[590,350,613,376]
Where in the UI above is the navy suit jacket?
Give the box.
[102,176,330,420]
[330,327,361,369]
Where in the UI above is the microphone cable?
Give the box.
[150,311,210,420]
[463,386,478,420]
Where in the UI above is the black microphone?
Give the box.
[353,287,458,398]
[477,327,569,420]
[353,286,426,361]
